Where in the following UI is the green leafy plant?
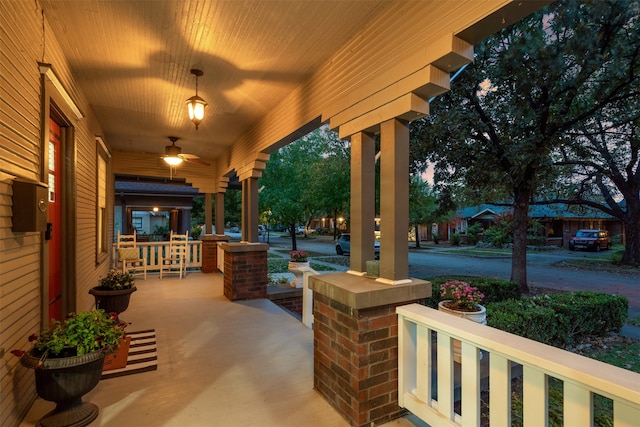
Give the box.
[97,269,135,290]
[11,310,126,364]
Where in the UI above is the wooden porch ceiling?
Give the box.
[40,0,550,189]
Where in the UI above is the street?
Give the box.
[267,234,640,314]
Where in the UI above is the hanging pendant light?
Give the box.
[185,69,207,130]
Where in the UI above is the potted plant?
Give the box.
[288,250,309,288]
[437,280,486,363]
[437,280,486,324]
[11,310,126,427]
[89,269,137,319]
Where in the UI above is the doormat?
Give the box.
[101,329,157,380]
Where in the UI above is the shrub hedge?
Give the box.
[425,276,628,347]
[487,292,628,347]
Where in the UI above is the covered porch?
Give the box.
[18,272,422,427]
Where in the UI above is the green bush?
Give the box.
[483,227,512,248]
[487,300,566,346]
[486,291,628,347]
[425,277,520,308]
[451,232,462,246]
[466,223,482,245]
[533,292,628,338]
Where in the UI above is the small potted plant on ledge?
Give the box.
[437,280,486,324]
[437,280,486,363]
[89,269,137,320]
[288,250,309,288]
[11,310,126,427]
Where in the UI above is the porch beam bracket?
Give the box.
[322,34,473,123]
[328,64,449,132]
[338,93,429,140]
[237,158,268,181]
[216,176,230,193]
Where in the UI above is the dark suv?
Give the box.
[569,229,611,252]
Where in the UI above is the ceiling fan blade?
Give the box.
[182,156,210,166]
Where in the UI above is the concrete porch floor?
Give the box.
[19,272,425,427]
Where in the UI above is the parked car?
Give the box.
[336,233,380,259]
[569,229,611,252]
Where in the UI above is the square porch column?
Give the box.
[215,192,225,235]
[350,131,376,274]
[378,118,410,284]
[241,177,259,243]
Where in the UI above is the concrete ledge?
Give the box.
[201,234,230,242]
[309,272,431,310]
[220,242,269,252]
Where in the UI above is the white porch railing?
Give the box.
[113,240,202,271]
[397,303,640,427]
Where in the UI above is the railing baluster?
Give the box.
[416,324,431,405]
[614,399,640,427]
[437,332,455,420]
[460,342,481,427]
[489,353,511,427]
[523,365,547,427]
[564,382,592,426]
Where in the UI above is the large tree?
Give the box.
[552,114,640,264]
[411,0,640,292]
[259,126,350,249]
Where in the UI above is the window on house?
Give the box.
[96,137,110,263]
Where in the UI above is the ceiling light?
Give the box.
[164,156,183,166]
[164,136,184,165]
[185,69,207,130]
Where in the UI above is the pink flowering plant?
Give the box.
[440,280,484,311]
[289,250,308,262]
[11,309,126,368]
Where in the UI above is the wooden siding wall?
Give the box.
[0,3,112,426]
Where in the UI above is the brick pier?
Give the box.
[309,273,431,427]
[220,242,268,300]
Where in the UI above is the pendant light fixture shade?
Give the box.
[186,69,207,130]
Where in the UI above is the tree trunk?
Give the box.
[415,224,421,248]
[290,223,297,250]
[622,198,640,265]
[511,187,530,294]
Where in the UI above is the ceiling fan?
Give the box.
[163,136,210,166]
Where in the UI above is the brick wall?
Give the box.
[313,292,422,426]
[268,289,303,316]
[223,249,267,300]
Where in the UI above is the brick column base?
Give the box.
[220,242,268,300]
[201,234,229,273]
[310,273,431,427]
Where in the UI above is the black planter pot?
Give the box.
[89,287,136,317]
[21,350,108,427]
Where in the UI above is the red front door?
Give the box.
[48,119,62,322]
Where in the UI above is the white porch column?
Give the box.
[241,177,259,243]
[349,131,376,274]
[214,192,225,235]
[378,118,410,284]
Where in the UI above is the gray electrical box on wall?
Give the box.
[12,179,49,232]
